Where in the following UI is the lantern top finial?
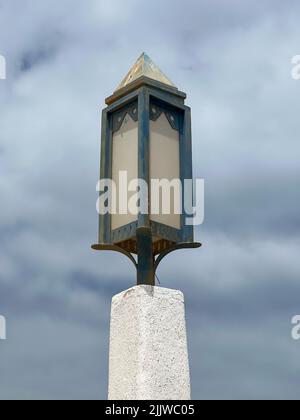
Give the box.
[115,52,177,92]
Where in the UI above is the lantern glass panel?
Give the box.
[150,112,181,229]
[111,113,138,231]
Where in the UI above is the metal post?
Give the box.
[136,227,155,286]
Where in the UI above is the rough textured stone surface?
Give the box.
[108,285,191,400]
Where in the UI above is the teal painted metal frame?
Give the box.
[97,85,195,246]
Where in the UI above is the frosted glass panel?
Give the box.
[150,112,181,229]
[111,114,138,231]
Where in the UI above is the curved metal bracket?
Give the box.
[154,242,202,273]
[92,241,201,285]
[91,244,137,269]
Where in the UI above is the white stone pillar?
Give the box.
[108,285,191,400]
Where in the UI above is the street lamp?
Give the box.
[92,53,201,285]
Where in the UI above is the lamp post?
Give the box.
[92,53,201,285]
[92,53,201,400]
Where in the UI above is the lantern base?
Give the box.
[91,238,201,286]
[110,237,177,257]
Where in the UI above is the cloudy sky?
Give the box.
[0,0,300,400]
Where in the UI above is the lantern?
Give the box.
[92,53,201,285]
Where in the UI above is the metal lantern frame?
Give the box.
[92,76,201,285]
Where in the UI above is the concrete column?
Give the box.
[108,285,191,400]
